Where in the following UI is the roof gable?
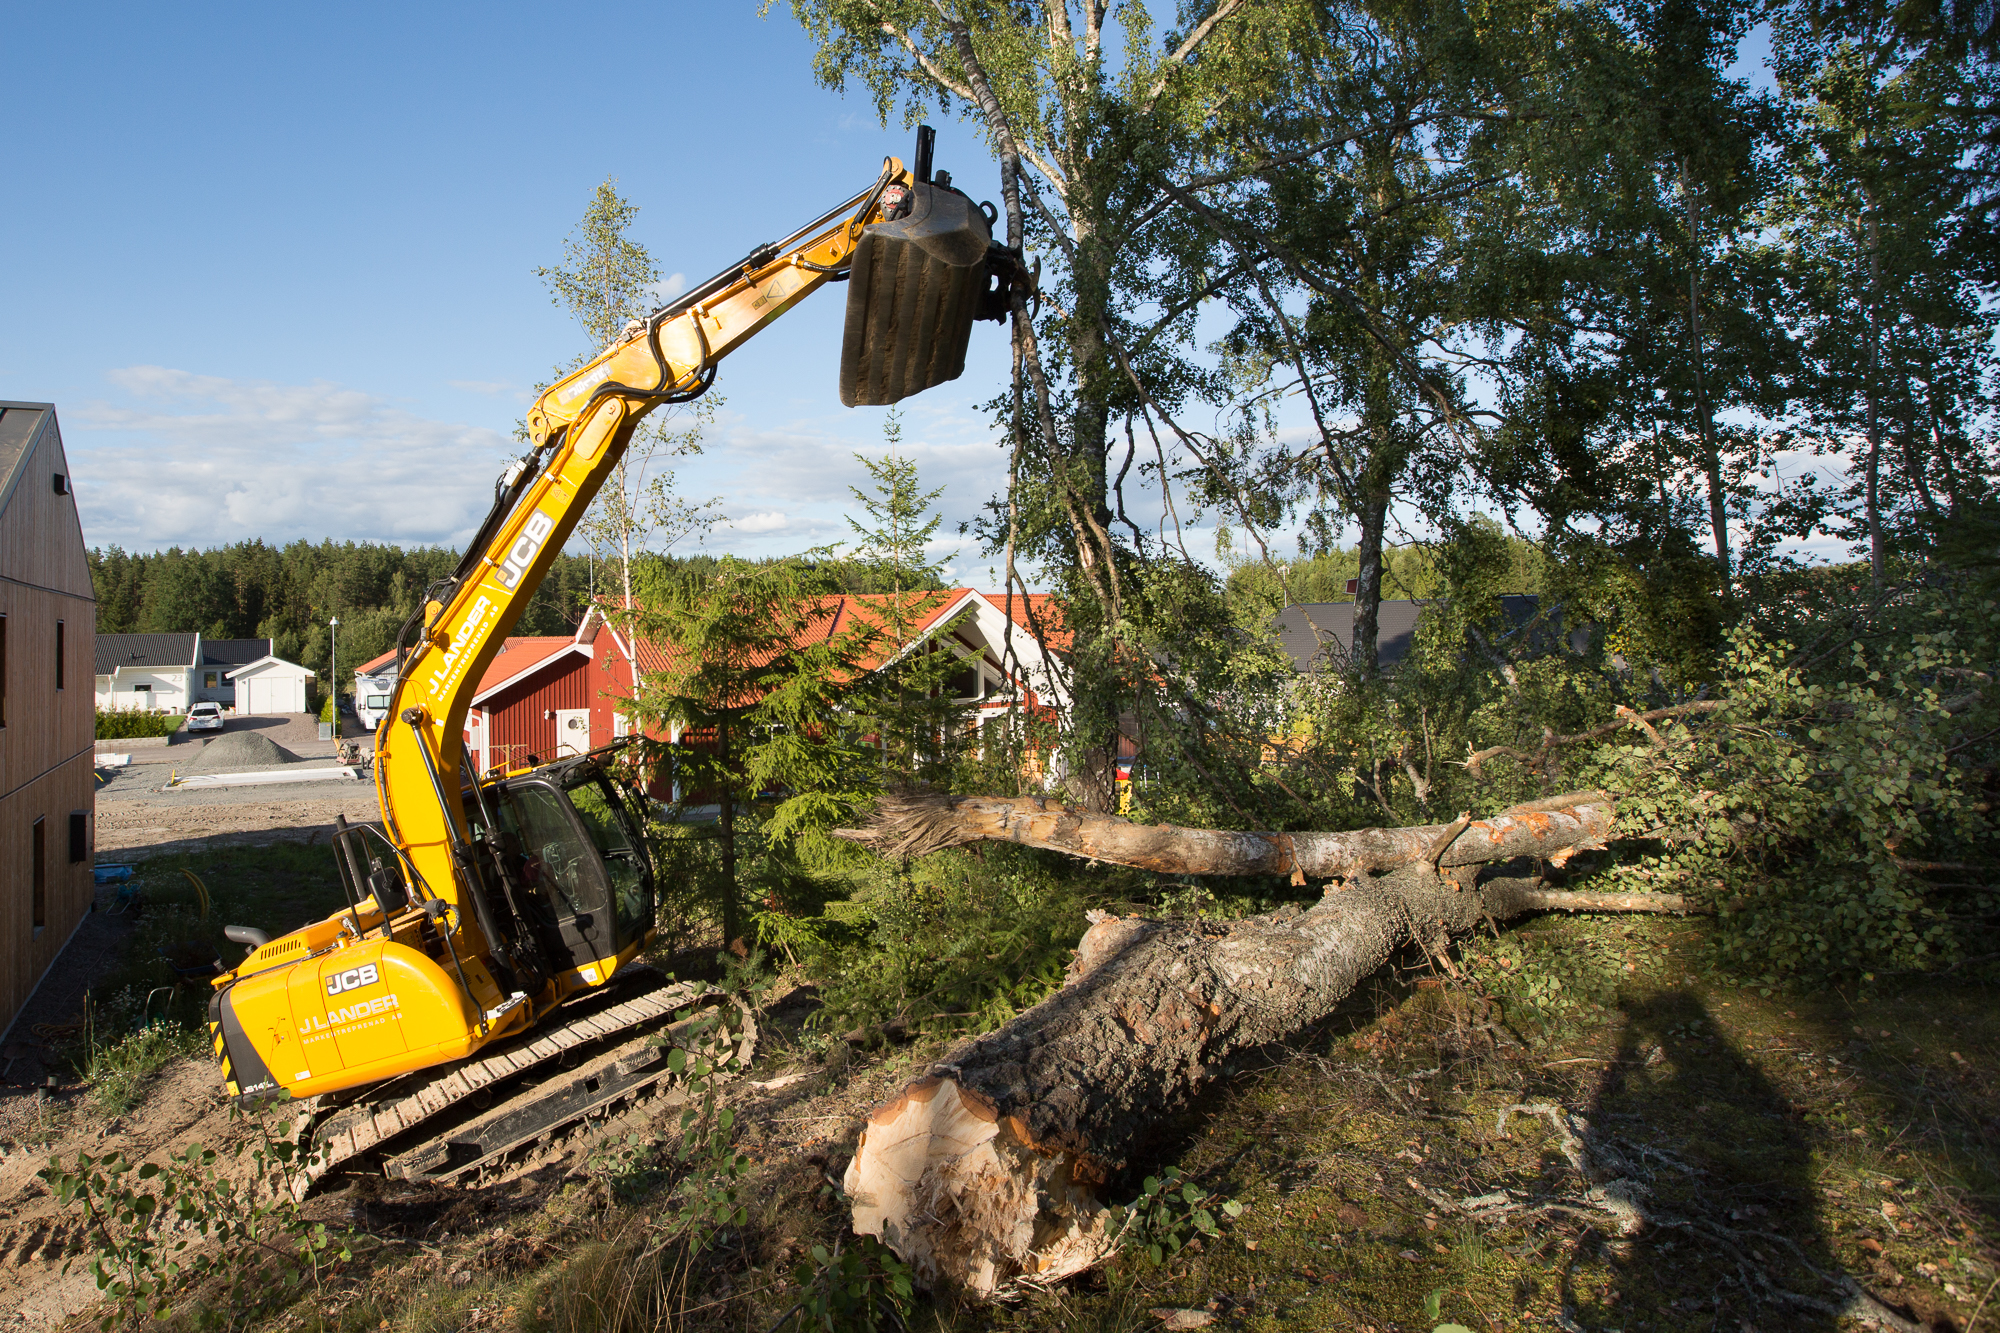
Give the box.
[0,402,93,601]
[470,637,588,703]
[0,404,48,517]
[225,655,315,680]
[355,648,398,675]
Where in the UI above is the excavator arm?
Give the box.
[207,133,1017,1110]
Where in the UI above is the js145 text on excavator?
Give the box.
[204,128,1027,1190]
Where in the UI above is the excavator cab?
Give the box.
[470,762,657,988]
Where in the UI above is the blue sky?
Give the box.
[2,2,1013,577]
[6,5,1829,579]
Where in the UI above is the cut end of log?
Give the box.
[844,1075,1113,1295]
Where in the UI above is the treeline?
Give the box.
[88,541,947,682]
[1219,524,1545,628]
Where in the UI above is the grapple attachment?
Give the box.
[839,182,994,407]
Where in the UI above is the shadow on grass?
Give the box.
[1576,988,1851,1331]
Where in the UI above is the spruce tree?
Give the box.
[625,556,880,946]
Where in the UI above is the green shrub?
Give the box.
[1575,611,1999,985]
[800,844,1100,1038]
[82,1023,207,1115]
[94,709,183,740]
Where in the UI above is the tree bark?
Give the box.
[835,789,1616,880]
[840,793,1698,1294]
[1681,160,1730,576]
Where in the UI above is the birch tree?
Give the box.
[534,178,719,611]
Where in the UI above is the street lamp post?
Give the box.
[329,616,340,744]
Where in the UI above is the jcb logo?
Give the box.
[497,510,556,589]
[325,963,380,997]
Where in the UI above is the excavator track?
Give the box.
[294,971,755,1195]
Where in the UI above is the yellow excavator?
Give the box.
[206,129,1023,1187]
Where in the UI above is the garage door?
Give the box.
[246,676,290,714]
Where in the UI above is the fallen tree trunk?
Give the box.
[834,788,1620,880]
[840,791,1698,1295]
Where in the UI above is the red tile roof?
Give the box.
[350,637,583,698]
[469,637,581,700]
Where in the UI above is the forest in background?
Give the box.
[84,540,960,684]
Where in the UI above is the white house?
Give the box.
[94,633,199,713]
[227,655,314,715]
[95,634,315,715]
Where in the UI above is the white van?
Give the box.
[354,671,397,732]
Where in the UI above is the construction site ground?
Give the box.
[1,788,1993,1330]
[95,713,377,859]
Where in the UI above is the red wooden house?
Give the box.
[353,609,614,776]
[355,592,1067,790]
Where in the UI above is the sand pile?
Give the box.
[177,731,304,774]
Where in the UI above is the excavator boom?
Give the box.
[206,134,1009,1155]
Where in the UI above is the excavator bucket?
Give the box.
[839,182,993,407]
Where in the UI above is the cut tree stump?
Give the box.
[840,791,1697,1295]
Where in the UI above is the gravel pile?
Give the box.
[176,731,305,774]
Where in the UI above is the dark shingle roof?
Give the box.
[1272,596,1550,672]
[200,638,272,667]
[95,633,199,675]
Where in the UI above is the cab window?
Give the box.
[489,783,608,923]
[563,774,652,942]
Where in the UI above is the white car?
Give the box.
[186,702,226,733]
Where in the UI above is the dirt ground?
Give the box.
[94,790,380,859]
[0,1061,255,1329]
[95,712,377,859]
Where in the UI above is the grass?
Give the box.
[45,843,1995,1331]
[80,1022,210,1114]
[915,913,1999,1332]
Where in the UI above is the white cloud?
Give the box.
[730,510,793,533]
[71,366,511,549]
[448,379,517,396]
[649,273,687,305]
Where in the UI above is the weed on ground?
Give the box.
[55,842,350,1086]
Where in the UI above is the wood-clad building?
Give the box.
[0,402,96,1038]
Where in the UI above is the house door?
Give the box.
[554,709,591,757]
